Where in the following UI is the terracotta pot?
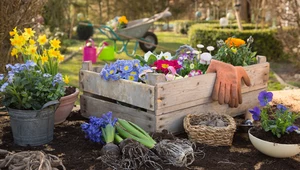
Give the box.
[248,127,300,158]
[55,88,79,124]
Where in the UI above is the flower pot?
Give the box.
[8,100,60,146]
[54,88,79,124]
[248,127,300,158]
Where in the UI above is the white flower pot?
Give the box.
[248,128,300,158]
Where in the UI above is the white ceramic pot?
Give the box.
[248,128,300,158]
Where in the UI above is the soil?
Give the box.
[0,110,299,170]
[64,86,76,96]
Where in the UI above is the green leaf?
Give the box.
[147,55,157,66]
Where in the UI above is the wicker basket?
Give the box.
[183,112,236,146]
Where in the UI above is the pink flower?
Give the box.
[153,60,181,74]
[188,70,202,77]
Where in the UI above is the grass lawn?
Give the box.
[59,31,285,92]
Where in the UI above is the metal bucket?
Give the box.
[8,100,60,146]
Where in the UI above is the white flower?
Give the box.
[197,44,204,49]
[158,52,173,60]
[190,63,195,69]
[206,46,215,52]
[144,51,154,62]
[200,52,212,65]
[192,50,200,54]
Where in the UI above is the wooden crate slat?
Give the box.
[80,70,155,111]
[155,88,266,134]
[80,95,156,132]
[155,62,269,110]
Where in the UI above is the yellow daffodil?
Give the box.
[11,48,18,57]
[9,27,17,36]
[22,32,30,41]
[29,39,36,45]
[50,39,61,49]
[24,28,35,37]
[63,75,69,84]
[26,45,37,55]
[38,35,48,46]
[57,54,64,62]
[41,55,48,64]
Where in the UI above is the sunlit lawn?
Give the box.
[59,31,284,92]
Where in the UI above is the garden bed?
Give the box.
[0,109,299,170]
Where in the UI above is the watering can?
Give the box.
[97,40,115,61]
[83,39,97,63]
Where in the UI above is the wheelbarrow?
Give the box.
[96,8,171,57]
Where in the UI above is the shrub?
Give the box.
[188,23,284,61]
[76,20,94,40]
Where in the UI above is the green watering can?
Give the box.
[97,40,115,61]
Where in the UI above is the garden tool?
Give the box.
[83,39,97,63]
[206,59,251,108]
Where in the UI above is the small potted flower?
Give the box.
[248,90,300,158]
[9,27,79,124]
[0,61,65,146]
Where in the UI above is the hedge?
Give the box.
[188,23,284,61]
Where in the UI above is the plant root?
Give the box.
[0,149,66,170]
[119,139,163,170]
[154,138,196,167]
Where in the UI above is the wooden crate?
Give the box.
[79,56,269,133]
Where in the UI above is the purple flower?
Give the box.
[277,104,287,112]
[286,125,299,133]
[249,106,261,121]
[0,74,4,81]
[258,91,273,106]
[0,82,9,92]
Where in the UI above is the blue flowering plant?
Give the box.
[249,90,300,138]
[81,111,118,144]
[0,60,65,110]
[100,59,152,82]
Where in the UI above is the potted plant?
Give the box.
[248,90,300,158]
[0,61,65,146]
[9,27,79,124]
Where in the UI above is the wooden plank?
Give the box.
[80,95,156,132]
[155,62,269,111]
[80,70,155,111]
[155,88,266,134]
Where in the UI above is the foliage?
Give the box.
[9,27,68,79]
[0,61,65,110]
[249,90,300,138]
[76,20,94,40]
[214,37,257,66]
[188,23,284,61]
[81,111,118,144]
[100,59,152,82]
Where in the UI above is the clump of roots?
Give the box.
[119,139,162,170]
[0,149,65,170]
[97,143,122,169]
[154,139,196,167]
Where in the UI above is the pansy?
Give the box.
[286,125,299,133]
[258,90,273,107]
[249,106,261,121]
[277,104,287,112]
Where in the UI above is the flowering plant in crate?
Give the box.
[249,90,300,138]
[214,36,257,66]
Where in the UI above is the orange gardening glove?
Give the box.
[229,66,251,107]
[206,59,239,106]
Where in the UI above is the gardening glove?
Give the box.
[229,66,251,107]
[206,59,238,106]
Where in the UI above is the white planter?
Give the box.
[248,128,300,158]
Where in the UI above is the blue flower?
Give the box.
[107,64,117,75]
[132,59,141,68]
[25,60,36,69]
[0,74,4,81]
[258,90,273,106]
[0,82,8,92]
[120,61,133,73]
[100,69,110,81]
[124,73,138,81]
[286,125,299,133]
[43,73,52,78]
[249,106,261,121]
[52,73,63,86]
[277,104,287,113]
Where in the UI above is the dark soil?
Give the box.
[64,86,76,96]
[0,110,299,170]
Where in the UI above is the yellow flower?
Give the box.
[118,16,128,24]
[231,47,237,54]
[22,32,30,41]
[225,37,245,48]
[26,45,37,55]
[10,34,26,48]
[24,28,35,37]
[41,55,48,64]
[29,39,36,45]
[63,75,69,84]
[50,39,61,49]
[11,48,18,57]
[9,27,17,36]
[57,54,64,62]
[38,35,48,46]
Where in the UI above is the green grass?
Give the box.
[267,70,285,91]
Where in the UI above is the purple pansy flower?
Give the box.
[286,125,299,133]
[277,104,287,113]
[249,106,261,121]
[258,90,273,106]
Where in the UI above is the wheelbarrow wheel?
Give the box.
[139,31,158,53]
